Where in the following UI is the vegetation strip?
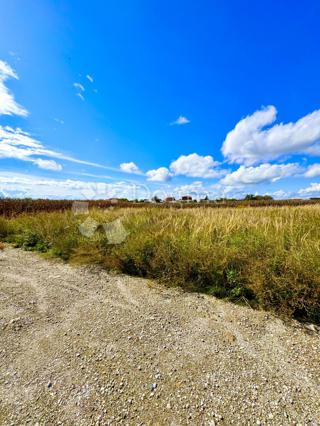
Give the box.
[1,205,319,324]
[2,197,320,217]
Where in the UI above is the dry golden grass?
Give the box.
[1,205,320,322]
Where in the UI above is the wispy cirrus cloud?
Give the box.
[0,126,114,171]
[74,82,85,101]
[54,118,64,125]
[86,74,94,83]
[0,60,116,172]
[304,164,320,178]
[0,126,64,171]
[73,82,85,92]
[298,182,320,196]
[76,92,85,101]
[0,60,28,117]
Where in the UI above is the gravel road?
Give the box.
[0,246,319,425]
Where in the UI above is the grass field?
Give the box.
[1,205,319,323]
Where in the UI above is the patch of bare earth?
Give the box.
[0,247,319,425]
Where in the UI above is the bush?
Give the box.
[0,217,10,239]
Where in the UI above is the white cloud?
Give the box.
[73,82,85,92]
[76,92,85,101]
[298,183,320,196]
[74,82,85,101]
[0,172,145,200]
[0,60,28,117]
[170,153,224,178]
[305,164,320,178]
[54,118,64,125]
[146,167,173,182]
[0,126,112,170]
[86,74,94,83]
[208,183,294,200]
[32,159,62,171]
[222,106,320,165]
[0,61,112,173]
[220,163,302,186]
[173,181,209,199]
[8,51,21,61]
[170,115,190,126]
[271,190,290,199]
[120,162,142,175]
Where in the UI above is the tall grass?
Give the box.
[2,198,320,217]
[1,206,319,323]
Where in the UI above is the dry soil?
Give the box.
[0,247,319,425]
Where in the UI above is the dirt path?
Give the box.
[0,247,319,425]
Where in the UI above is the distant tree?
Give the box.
[200,195,209,202]
[216,197,238,202]
[244,194,274,201]
[152,195,162,203]
[244,194,255,200]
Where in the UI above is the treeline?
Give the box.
[1,197,320,217]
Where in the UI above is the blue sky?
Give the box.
[1,0,320,199]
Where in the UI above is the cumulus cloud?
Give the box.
[222,106,320,165]
[146,167,172,182]
[271,190,290,199]
[146,153,226,181]
[120,162,142,175]
[170,153,224,178]
[173,181,210,199]
[304,164,320,178]
[170,115,190,126]
[220,163,302,186]
[0,60,28,117]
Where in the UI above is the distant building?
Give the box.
[181,195,192,202]
[109,198,119,204]
[165,197,175,202]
